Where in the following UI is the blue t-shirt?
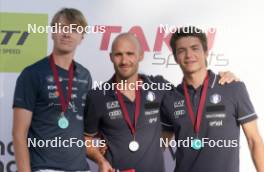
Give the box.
[161,70,257,172]
[13,57,92,171]
[84,74,174,172]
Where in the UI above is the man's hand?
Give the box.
[99,145,108,155]
[161,131,174,150]
[98,159,115,172]
[218,71,240,85]
[84,135,114,172]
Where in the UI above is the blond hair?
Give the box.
[51,8,88,33]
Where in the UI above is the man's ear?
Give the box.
[205,51,209,59]
[78,34,85,45]
[109,53,114,63]
[174,55,179,64]
[51,33,55,40]
[139,51,144,62]
[204,51,209,66]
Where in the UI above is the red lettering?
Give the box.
[153,28,172,52]
[100,26,122,50]
[129,26,150,52]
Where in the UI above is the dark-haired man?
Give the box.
[161,26,264,172]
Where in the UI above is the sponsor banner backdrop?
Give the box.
[1,0,263,172]
[0,13,48,72]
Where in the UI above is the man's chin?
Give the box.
[183,68,199,75]
[116,72,135,80]
[57,48,74,54]
[118,74,131,80]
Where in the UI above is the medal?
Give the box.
[115,76,141,152]
[58,113,69,129]
[183,72,209,150]
[129,140,140,152]
[191,137,202,150]
[49,54,74,129]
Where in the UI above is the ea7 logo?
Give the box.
[174,100,185,108]
[106,101,120,109]
[0,30,29,45]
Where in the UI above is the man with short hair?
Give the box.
[83,32,237,172]
[161,26,264,172]
[84,32,169,172]
[13,8,92,172]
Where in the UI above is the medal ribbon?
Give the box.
[183,73,209,136]
[49,54,74,113]
[115,77,141,137]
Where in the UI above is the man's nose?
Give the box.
[185,49,193,58]
[120,54,129,64]
[62,32,71,38]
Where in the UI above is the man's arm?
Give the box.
[12,108,32,172]
[84,135,114,172]
[242,120,264,172]
[161,131,174,150]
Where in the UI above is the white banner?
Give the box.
[1,0,264,171]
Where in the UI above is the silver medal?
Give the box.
[129,140,139,152]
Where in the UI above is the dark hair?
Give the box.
[169,26,208,58]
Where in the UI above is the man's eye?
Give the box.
[177,49,184,54]
[127,52,134,56]
[192,47,199,51]
[114,53,122,57]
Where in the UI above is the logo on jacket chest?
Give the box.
[106,101,120,110]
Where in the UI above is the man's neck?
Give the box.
[184,69,208,89]
[115,73,138,87]
[52,51,74,70]
[115,73,139,102]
